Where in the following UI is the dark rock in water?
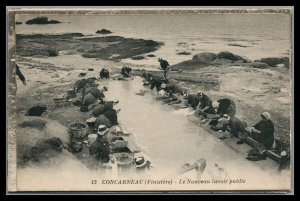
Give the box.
[177,51,192,55]
[25,106,47,116]
[177,42,188,47]
[272,87,281,93]
[254,57,289,68]
[147,54,156,57]
[216,51,249,63]
[131,56,145,60]
[16,21,22,25]
[96,29,113,34]
[250,62,270,69]
[78,72,87,77]
[192,52,217,63]
[26,17,61,25]
[88,68,94,71]
[47,48,59,57]
[227,43,250,48]
[19,119,47,130]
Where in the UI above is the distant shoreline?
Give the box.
[16,33,162,62]
[16,32,290,70]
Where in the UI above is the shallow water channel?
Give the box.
[16,76,290,191]
[104,77,288,179]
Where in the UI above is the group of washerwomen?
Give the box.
[142,58,278,162]
[15,63,281,162]
[72,68,150,171]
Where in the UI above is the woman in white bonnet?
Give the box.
[246,111,275,149]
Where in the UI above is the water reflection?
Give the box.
[103,77,282,178]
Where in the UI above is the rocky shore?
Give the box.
[16,33,162,61]
[25,17,61,25]
[14,33,291,171]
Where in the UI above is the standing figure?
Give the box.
[16,64,26,85]
[100,68,109,79]
[158,58,171,81]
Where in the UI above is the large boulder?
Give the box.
[96,29,112,34]
[26,17,61,25]
[192,52,217,63]
[171,60,210,71]
[177,51,192,55]
[216,51,249,63]
[249,62,270,69]
[46,47,59,57]
[25,106,47,116]
[131,56,145,60]
[254,57,289,68]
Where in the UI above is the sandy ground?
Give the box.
[180,65,291,145]
[11,54,292,191]
[16,54,291,144]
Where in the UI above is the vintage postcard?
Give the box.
[7,7,293,193]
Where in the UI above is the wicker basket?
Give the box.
[68,121,88,139]
[113,153,134,169]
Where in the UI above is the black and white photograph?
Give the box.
[7,7,293,193]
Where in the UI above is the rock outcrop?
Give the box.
[192,52,217,63]
[216,51,249,63]
[26,17,61,25]
[254,57,289,68]
[177,51,191,55]
[96,29,113,34]
[249,62,270,69]
[16,33,162,60]
[131,56,145,60]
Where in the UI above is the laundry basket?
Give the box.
[68,121,88,139]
